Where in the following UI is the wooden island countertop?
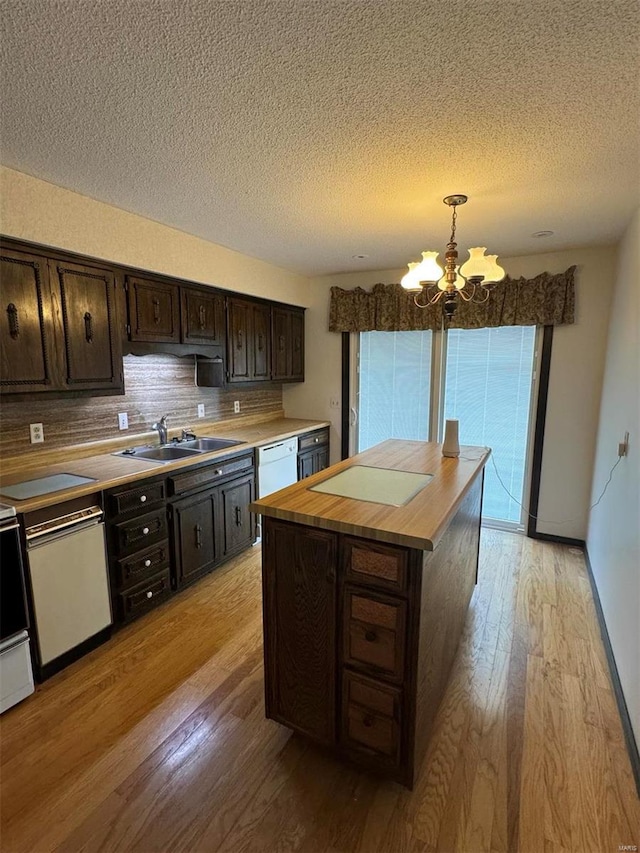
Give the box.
[250,439,490,551]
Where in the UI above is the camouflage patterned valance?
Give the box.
[329,266,576,332]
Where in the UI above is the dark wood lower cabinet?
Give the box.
[220,474,255,559]
[263,520,337,745]
[170,491,218,587]
[261,472,483,788]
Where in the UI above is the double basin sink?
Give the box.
[114,437,245,463]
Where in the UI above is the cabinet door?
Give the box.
[127,276,180,342]
[263,518,337,745]
[251,303,271,380]
[220,474,255,558]
[181,287,225,346]
[271,307,290,380]
[313,446,329,474]
[290,309,304,381]
[298,451,315,481]
[0,248,53,391]
[54,260,123,391]
[172,492,217,586]
[227,298,251,382]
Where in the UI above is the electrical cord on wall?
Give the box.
[487,451,623,526]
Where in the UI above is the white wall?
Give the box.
[285,248,615,539]
[587,209,640,746]
[0,166,310,306]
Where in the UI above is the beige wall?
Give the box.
[286,248,615,540]
[587,209,639,746]
[0,166,310,305]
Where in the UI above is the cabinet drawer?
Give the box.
[342,672,401,762]
[343,537,408,594]
[169,453,254,496]
[108,481,166,518]
[117,568,172,622]
[298,428,329,452]
[115,539,170,589]
[114,507,167,553]
[343,589,406,681]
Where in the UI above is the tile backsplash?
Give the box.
[0,354,283,458]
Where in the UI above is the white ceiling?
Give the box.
[1,1,638,277]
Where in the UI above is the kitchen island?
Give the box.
[250,439,490,788]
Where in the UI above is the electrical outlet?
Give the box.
[233,400,241,414]
[618,431,630,457]
[30,422,44,444]
[197,403,205,418]
[118,412,128,430]
[330,396,340,409]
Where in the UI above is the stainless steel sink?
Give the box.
[180,437,245,452]
[113,437,245,463]
[113,445,202,462]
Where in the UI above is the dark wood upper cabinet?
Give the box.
[271,305,305,382]
[54,261,122,391]
[263,518,337,745]
[0,248,53,392]
[126,275,180,343]
[227,297,272,383]
[181,287,225,346]
[1,245,123,395]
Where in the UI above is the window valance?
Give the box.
[329,266,576,332]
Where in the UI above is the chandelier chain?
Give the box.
[449,205,458,245]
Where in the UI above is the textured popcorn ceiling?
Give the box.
[1,0,638,276]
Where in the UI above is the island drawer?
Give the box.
[341,671,401,763]
[168,453,254,496]
[113,507,168,553]
[117,567,172,622]
[342,537,408,594]
[108,480,166,518]
[343,589,406,681]
[115,539,170,589]
[298,428,329,452]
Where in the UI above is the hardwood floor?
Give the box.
[1,530,638,852]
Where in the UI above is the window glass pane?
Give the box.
[444,325,536,524]
[358,331,432,452]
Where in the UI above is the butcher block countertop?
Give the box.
[0,415,329,515]
[250,439,490,551]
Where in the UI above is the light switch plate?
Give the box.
[197,404,205,418]
[118,412,128,430]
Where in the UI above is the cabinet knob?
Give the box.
[364,630,377,643]
[142,526,150,535]
[215,469,223,476]
[146,590,153,599]
[314,437,319,443]
[144,559,151,567]
[140,495,147,503]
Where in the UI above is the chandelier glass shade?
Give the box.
[400,195,505,321]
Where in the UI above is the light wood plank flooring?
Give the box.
[1,530,638,852]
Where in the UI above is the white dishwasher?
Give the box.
[257,437,298,498]
[26,506,112,670]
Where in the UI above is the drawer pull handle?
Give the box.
[7,303,19,339]
[195,523,202,549]
[364,630,377,643]
[84,311,93,343]
[142,526,150,535]
[140,495,147,503]
[144,559,152,567]
[362,715,374,728]
[146,590,153,599]
[152,298,160,324]
[199,304,206,329]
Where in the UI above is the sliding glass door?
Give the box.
[354,325,538,528]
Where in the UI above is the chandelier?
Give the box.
[400,194,505,321]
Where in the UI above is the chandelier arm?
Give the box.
[457,280,476,302]
[413,287,443,308]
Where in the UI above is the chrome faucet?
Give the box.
[152,415,168,445]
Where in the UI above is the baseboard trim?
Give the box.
[528,530,586,548]
[583,547,640,797]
